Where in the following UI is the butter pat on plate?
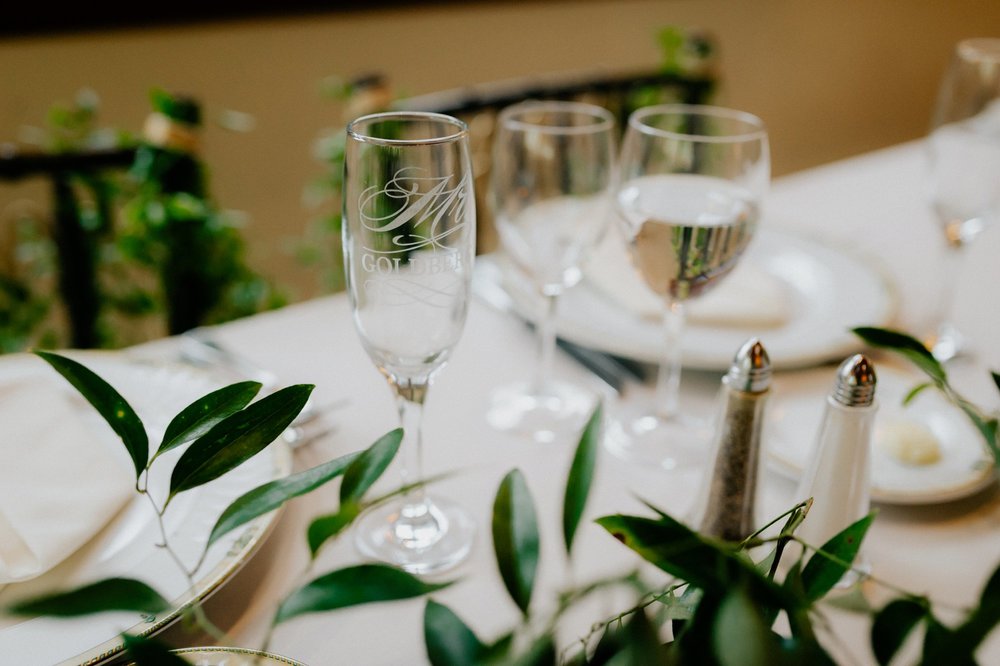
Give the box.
[876,418,943,466]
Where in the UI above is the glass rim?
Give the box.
[957,38,1000,63]
[346,111,469,146]
[498,100,616,135]
[628,104,767,143]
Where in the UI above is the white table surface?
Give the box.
[139,141,1000,663]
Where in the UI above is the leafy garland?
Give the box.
[4,325,999,664]
[0,89,283,353]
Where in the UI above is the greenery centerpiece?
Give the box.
[3,325,1000,664]
[0,89,283,354]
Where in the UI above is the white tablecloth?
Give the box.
[156,141,1000,664]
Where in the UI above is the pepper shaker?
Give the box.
[796,354,878,581]
[693,338,772,541]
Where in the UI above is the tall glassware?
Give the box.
[486,101,616,443]
[925,38,1000,361]
[343,112,476,573]
[605,104,769,470]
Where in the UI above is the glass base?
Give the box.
[353,495,475,575]
[604,407,712,471]
[486,379,598,443]
[930,321,965,362]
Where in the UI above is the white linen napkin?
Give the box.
[584,229,790,329]
[0,379,134,584]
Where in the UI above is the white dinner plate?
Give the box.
[765,365,996,505]
[0,352,291,666]
[484,227,897,371]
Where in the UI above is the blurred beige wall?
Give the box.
[1,0,996,299]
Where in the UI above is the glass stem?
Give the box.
[532,292,559,394]
[654,299,685,420]
[393,377,429,509]
[934,242,964,330]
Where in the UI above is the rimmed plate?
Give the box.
[765,365,996,505]
[484,227,897,371]
[170,647,306,666]
[0,352,291,666]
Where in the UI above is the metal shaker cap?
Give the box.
[832,354,877,407]
[725,338,771,392]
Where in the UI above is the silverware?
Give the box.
[179,329,348,449]
[472,260,648,394]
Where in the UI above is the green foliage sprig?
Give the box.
[0,89,284,354]
[421,403,999,665]
[853,326,1000,466]
[4,353,445,663]
[7,352,1000,665]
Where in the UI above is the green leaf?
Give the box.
[6,577,168,617]
[156,381,262,459]
[122,634,192,666]
[274,564,451,624]
[980,559,1000,607]
[871,598,928,665]
[596,607,665,665]
[206,450,361,549]
[596,510,787,606]
[563,403,602,555]
[340,428,403,504]
[852,327,946,383]
[35,351,148,479]
[424,600,485,666]
[760,500,811,582]
[920,616,972,665]
[168,384,314,502]
[492,469,540,616]
[800,512,875,602]
[508,634,557,666]
[713,588,776,666]
[992,371,1000,397]
[955,404,1000,467]
[902,382,933,406]
[306,505,360,557]
[946,560,1000,655]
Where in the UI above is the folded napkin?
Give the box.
[0,378,134,584]
[584,229,790,329]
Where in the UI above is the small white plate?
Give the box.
[766,365,996,505]
[0,353,291,666]
[485,227,897,371]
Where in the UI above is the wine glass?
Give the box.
[925,38,1000,361]
[342,111,476,573]
[485,100,616,443]
[604,104,769,469]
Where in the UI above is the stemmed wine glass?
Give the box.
[605,104,769,469]
[485,101,616,443]
[343,111,476,573]
[925,38,1000,361]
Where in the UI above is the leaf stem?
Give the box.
[141,490,227,642]
[792,536,967,614]
[566,578,689,660]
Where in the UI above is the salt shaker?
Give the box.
[796,354,878,579]
[694,338,772,541]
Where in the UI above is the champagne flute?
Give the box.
[485,101,616,443]
[925,38,1000,361]
[343,111,476,573]
[605,104,769,469]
